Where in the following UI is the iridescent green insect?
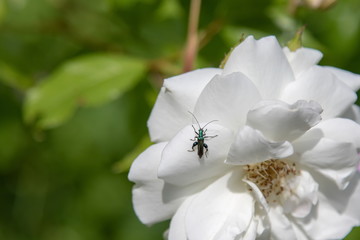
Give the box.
[188,111,218,158]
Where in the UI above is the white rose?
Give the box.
[129,36,360,240]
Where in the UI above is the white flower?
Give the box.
[129,36,360,239]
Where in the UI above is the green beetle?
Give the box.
[188,111,218,158]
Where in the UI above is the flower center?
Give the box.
[243,159,299,203]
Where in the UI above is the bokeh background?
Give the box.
[0,0,360,239]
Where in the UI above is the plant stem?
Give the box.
[183,0,201,72]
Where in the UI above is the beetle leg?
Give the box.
[204,134,218,139]
[204,143,208,157]
[188,141,198,152]
[190,136,197,141]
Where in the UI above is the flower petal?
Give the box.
[148,68,221,142]
[185,171,254,240]
[246,100,322,142]
[242,214,271,240]
[254,214,271,240]
[342,104,360,124]
[194,72,261,132]
[282,47,323,77]
[312,118,360,149]
[268,206,297,240]
[281,65,357,119]
[296,175,360,240]
[168,196,195,240]
[129,142,166,184]
[128,143,181,225]
[281,170,318,218]
[331,174,360,222]
[291,223,309,240]
[324,66,360,91]
[223,36,295,99]
[158,123,234,186]
[226,126,294,165]
[242,219,258,240]
[293,118,360,189]
[162,177,211,204]
[243,179,269,212]
[293,137,358,189]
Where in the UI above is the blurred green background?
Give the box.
[0,0,360,239]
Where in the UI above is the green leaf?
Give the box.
[24,53,147,129]
[345,227,360,240]
[0,61,33,90]
[155,0,183,20]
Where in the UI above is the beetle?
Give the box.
[187,111,218,158]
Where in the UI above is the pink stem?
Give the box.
[183,0,201,73]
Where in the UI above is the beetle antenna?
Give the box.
[188,111,201,129]
[202,119,218,129]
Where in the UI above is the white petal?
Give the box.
[291,222,309,240]
[312,118,360,149]
[223,36,295,99]
[226,126,294,165]
[158,123,234,186]
[242,219,258,240]
[324,66,360,91]
[194,72,261,132]
[185,171,254,240]
[148,68,221,142]
[296,175,360,240]
[241,212,271,240]
[268,206,297,240]
[128,143,181,225]
[242,215,271,240]
[246,100,322,142]
[129,142,166,183]
[333,174,360,222]
[283,47,323,77]
[131,182,179,225]
[162,180,210,204]
[293,118,360,189]
[254,214,271,240]
[293,137,358,189]
[281,65,357,119]
[311,170,360,219]
[342,104,360,124]
[281,170,318,218]
[168,196,195,240]
[243,179,269,212]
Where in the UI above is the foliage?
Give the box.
[0,0,359,239]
